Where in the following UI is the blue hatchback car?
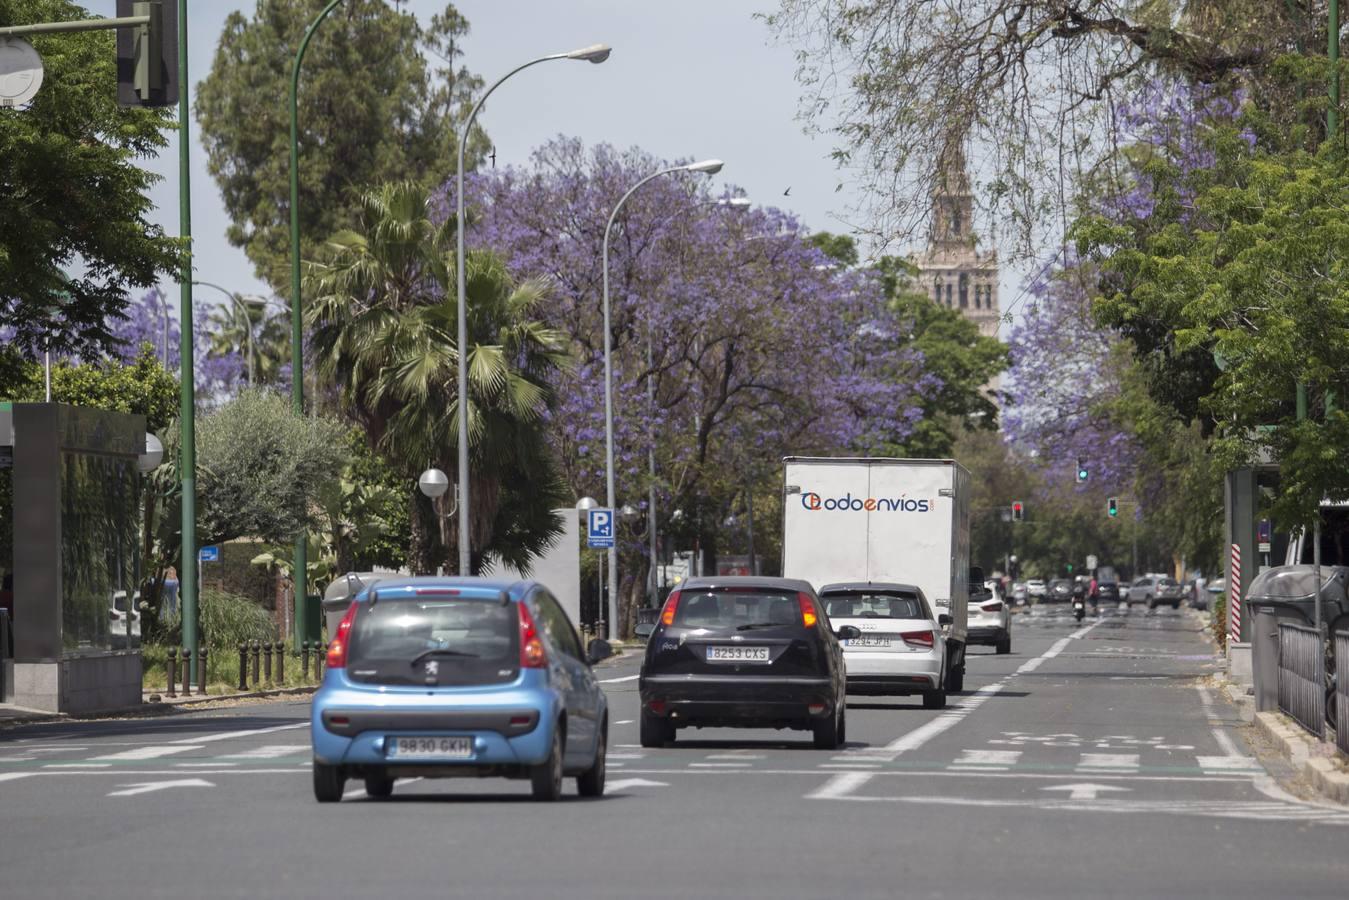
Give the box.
[311,577,612,802]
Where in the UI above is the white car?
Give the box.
[968,589,1011,654]
[819,582,950,709]
[110,590,140,649]
[1025,578,1047,598]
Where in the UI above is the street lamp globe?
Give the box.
[576,496,599,522]
[418,468,450,499]
[620,504,640,520]
[566,43,612,63]
[138,433,164,473]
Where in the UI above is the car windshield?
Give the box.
[346,598,518,686]
[821,591,927,619]
[672,589,802,630]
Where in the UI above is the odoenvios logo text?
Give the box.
[800,491,930,512]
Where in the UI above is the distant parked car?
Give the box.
[1026,579,1047,599]
[1127,576,1183,608]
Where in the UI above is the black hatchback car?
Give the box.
[638,577,858,750]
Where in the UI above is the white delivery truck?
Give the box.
[781,457,971,693]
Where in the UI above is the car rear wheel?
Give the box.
[313,762,344,803]
[812,706,843,750]
[946,663,964,693]
[577,721,607,798]
[531,729,564,802]
[639,710,674,748]
[364,773,393,799]
[922,687,947,709]
[996,635,1011,655]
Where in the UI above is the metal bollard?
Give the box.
[181,647,191,697]
[250,640,261,687]
[237,643,248,691]
[315,642,326,679]
[167,648,178,699]
[262,641,273,685]
[275,641,285,684]
[197,646,208,696]
[300,641,310,682]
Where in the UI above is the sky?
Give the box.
[79,0,1028,322]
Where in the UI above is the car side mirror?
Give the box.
[835,625,862,641]
[586,639,615,665]
[938,613,953,627]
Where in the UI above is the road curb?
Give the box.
[1254,710,1349,804]
[1,687,319,731]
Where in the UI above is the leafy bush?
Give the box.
[155,588,276,650]
[1211,594,1227,652]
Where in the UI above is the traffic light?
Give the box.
[1107,497,1118,518]
[1076,457,1089,483]
[116,0,178,107]
[1012,500,1024,522]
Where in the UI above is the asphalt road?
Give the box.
[2,603,1347,899]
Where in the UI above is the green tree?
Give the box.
[196,0,488,290]
[193,389,349,547]
[205,299,289,387]
[305,182,571,575]
[0,0,180,358]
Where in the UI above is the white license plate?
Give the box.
[389,736,473,759]
[706,645,770,663]
[844,636,892,648]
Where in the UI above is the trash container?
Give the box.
[322,572,383,639]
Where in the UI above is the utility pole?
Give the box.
[175,0,197,683]
[1331,0,1341,138]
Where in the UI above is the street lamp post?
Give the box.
[602,160,723,635]
[454,43,611,578]
[418,468,451,575]
[193,281,267,386]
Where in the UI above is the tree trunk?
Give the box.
[408,488,439,576]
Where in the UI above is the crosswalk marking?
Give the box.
[1076,753,1140,772]
[216,744,308,760]
[43,763,111,769]
[1196,755,1263,774]
[89,745,202,761]
[950,749,1022,771]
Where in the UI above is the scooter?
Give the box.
[1073,597,1086,622]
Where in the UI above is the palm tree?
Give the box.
[305,182,571,574]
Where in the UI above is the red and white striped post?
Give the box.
[1229,543,1243,644]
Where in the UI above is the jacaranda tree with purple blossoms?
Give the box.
[444,138,943,635]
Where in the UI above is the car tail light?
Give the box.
[807,701,827,715]
[325,602,359,668]
[981,601,1003,613]
[659,590,682,626]
[518,602,547,668]
[900,628,935,649]
[798,593,819,628]
[648,699,667,715]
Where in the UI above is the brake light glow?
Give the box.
[660,591,682,627]
[798,593,819,628]
[326,602,359,668]
[413,587,461,596]
[900,628,935,649]
[518,602,547,668]
[981,601,1003,613]
[648,700,667,715]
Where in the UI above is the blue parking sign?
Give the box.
[198,545,220,563]
[587,508,614,549]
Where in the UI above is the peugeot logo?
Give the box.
[425,660,439,676]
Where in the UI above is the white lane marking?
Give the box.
[842,794,1349,824]
[688,762,751,768]
[1197,755,1263,773]
[807,771,874,800]
[107,778,213,797]
[618,768,1252,783]
[614,720,634,725]
[175,762,238,768]
[950,749,1022,770]
[608,778,668,792]
[168,722,307,745]
[0,756,37,762]
[44,763,111,769]
[819,763,881,769]
[1042,783,1131,801]
[598,674,639,683]
[344,775,424,800]
[89,745,202,761]
[217,744,308,760]
[0,773,36,783]
[881,683,1005,757]
[1076,753,1140,772]
[607,753,646,760]
[705,753,765,760]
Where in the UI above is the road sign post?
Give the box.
[587,509,614,635]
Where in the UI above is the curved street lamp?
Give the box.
[454,43,611,577]
[601,159,723,633]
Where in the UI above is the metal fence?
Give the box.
[1278,623,1325,739]
[1335,630,1349,756]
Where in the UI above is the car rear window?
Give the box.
[821,591,926,619]
[346,598,518,686]
[672,589,802,630]
[1159,578,1178,586]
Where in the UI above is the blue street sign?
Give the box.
[198,545,220,563]
[587,508,614,549]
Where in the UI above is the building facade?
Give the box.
[912,147,1001,341]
